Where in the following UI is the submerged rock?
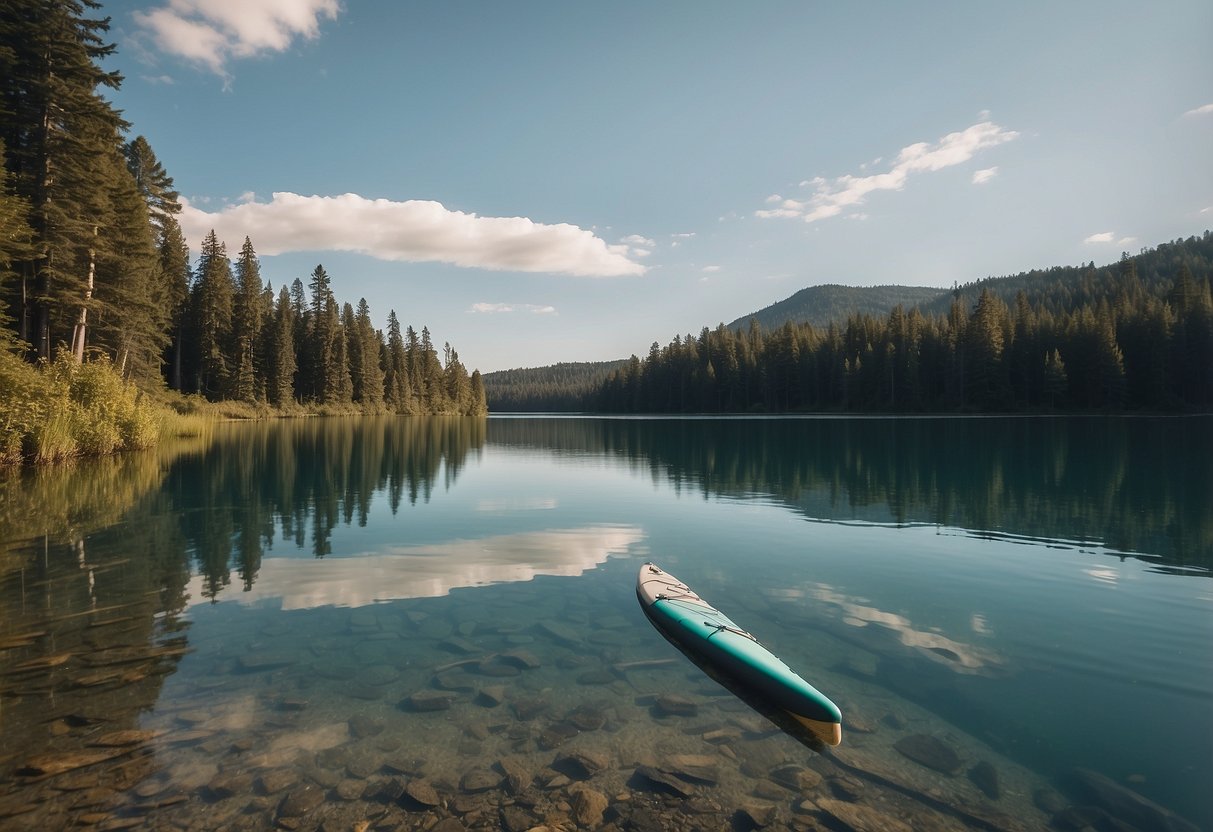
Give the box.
[664,754,720,785]
[348,714,385,739]
[403,690,456,712]
[403,778,441,808]
[566,703,607,731]
[1070,768,1199,832]
[893,734,963,775]
[969,760,1001,800]
[555,748,610,779]
[654,693,699,717]
[278,784,325,817]
[569,784,609,826]
[496,756,533,794]
[459,768,502,793]
[632,765,695,798]
[816,797,912,832]
[476,685,507,707]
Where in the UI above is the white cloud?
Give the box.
[1084,232,1138,247]
[757,121,1018,223]
[181,192,646,277]
[620,234,655,247]
[1201,206,1213,214]
[972,167,999,185]
[134,0,340,77]
[1182,103,1213,117]
[470,303,557,315]
[701,265,721,273]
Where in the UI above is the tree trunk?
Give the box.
[71,230,97,363]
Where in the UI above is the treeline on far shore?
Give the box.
[593,236,1212,414]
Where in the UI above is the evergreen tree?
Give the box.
[0,140,35,344]
[0,0,125,358]
[305,264,333,402]
[89,147,162,381]
[328,296,352,404]
[265,285,297,407]
[383,310,411,412]
[232,237,265,403]
[189,230,235,398]
[352,298,384,409]
[157,213,190,389]
[469,369,488,416]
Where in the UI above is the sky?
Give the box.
[107,0,1213,373]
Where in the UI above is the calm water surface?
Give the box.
[0,415,1209,831]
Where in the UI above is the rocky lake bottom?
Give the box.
[2,565,1198,832]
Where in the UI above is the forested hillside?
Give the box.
[0,2,484,450]
[728,284,945,331]
[595,235,1213,413]
[482,360,626,411]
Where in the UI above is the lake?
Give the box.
[0,415,1208,831]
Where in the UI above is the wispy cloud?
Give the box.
[134,0,340,78]
[620,234,656,259]
[1182,103,1213,117]
[181,192,646,277]
[757,120,1018,223]
[470,303,557,315]
[1084,231,1136,246]
[701,265,721,273]
[971,167,999,185]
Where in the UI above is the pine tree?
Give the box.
[406,324,423,407]
[0,140,35,344]
[189,230,235,398]
[0,0,126,358]
[469,369,488,416]
[352,298,384,409]
[232,237,265,403]
[265,285,296,407]
[90,147,162,381]
[157,213,190,389]
[328,296,352,404]
[305,264,333,402]
[383,310,411,412]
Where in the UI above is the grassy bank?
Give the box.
[0,350,163,465]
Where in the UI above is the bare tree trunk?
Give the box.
[70,228,97,363]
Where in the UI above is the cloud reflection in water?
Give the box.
[186,525,644,610]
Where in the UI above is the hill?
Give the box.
[727,284,946,331]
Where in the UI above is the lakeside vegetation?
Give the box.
[0,3,485,464]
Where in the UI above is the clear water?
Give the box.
[0,415,1208,830]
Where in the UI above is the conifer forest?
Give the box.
[0,2,486,438]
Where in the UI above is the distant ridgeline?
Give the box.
[0,5,484,420]
[489,234,1212,413]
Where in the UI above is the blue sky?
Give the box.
[110,1,1212,372]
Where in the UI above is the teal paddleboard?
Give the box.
[636,562,842,747]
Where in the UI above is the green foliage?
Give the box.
[0,349,162,465]
[483,360,628,411]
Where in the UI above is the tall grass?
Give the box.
[0,349,167,465]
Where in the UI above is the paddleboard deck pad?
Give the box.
[636,562,842,747]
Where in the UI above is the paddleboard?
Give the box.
[636,562,842,747]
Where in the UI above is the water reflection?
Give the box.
[185,526,645,609]
[489,415,1213,565]
[0,415,1207,830]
